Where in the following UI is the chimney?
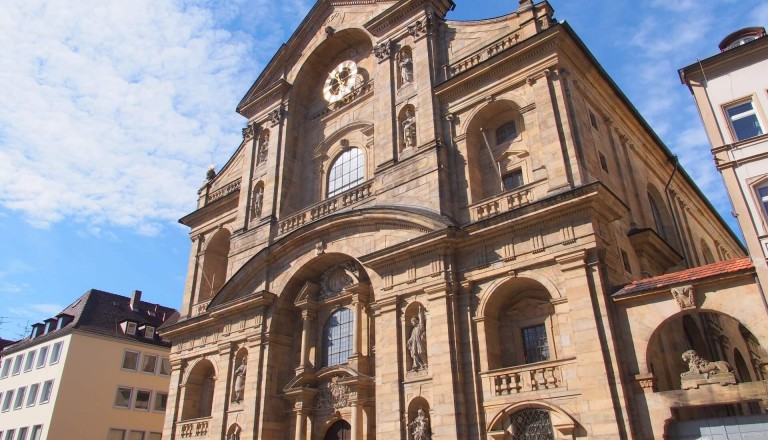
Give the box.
[130,290,142,311]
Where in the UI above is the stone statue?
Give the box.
[408,306,427,371]
[399,54,414,84]
[402,109,417,150]
[232,357,247,403]
[681,350,731,378]
[252,187,263,218]
[410,408,431,440]
[257,134,269,165]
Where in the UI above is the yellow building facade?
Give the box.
[160,1,767,439]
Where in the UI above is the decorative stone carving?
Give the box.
[410,408,432,440]
[402,109,417,150]
[319,261,360,299]
[242,123,256,140]
[315,377,350,409]
[232,357,247,403]
[671,285,695,310]
[325,26,335,38]
[206,164,216,181]
[373,39,392,61]
[408,306,427,371]
[268,107,282,126]
[407,20,425,38]
[399,53,414,84]
[680,349,736,389]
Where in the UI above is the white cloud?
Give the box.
[0,0,309,234]
[8,303,64,320]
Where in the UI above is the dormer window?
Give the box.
[145,326,155,339]
[726,36,757,50]
[124,321,137,336]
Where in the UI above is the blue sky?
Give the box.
[1,0,766,340]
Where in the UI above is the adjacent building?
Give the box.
[0,289,178,440]
[679,27,768,297]
[159,1,767,439]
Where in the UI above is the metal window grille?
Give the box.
[521,324,550,364]
[509,409,554,440]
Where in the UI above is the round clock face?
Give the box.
[323,60,358,103]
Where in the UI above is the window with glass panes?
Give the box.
[727,101,764,141]
[323,308,354,367]
[24,351,36,372]
[1,358,11,378]
[39,380,53,404]
[26,383,39,407]
[12,356,23,375]
[114,387,132,408]
[16,427,28,440]
[327,148,364,198]
[49,342,63,365]
[14,386,26,410]
[503,169,524,191]
[29,425,42,440]
[495,121,518,144]
[521,324,550,363]
[35,347,48,368]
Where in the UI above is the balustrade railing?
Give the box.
[207,178,241,204]
[192,300,211,317]
[481,357,575,397]
[178,417,211,438]
[444,32,521,79]
[278,181,373,235]
[469,187,532,222]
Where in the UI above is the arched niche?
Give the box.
[181,358,217,420]
[226,423,241,440]
[407,397,432,440]
[199,228,231,303]
[646,185,675,247]
[646,310,764,393]
[396,46,414,88]
[463,99,530,204]
[231,347,248,403]
[403,301,428,372]
[477,277,558,370]
[398,104,417,154]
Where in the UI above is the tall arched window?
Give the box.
[323,308,354,367]
[648,193,666,239]
[327,148,365,198]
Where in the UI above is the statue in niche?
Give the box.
[226,425,241,440]
[402,109,417,150]
[681,350,732,378]
[252,186,263,218]
[232,356,247,403]
[399,53,414,84]
[408,306,427,371]
[257,134,269,165]
[410,408,431,440]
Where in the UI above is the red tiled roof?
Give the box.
[614,257,753,297]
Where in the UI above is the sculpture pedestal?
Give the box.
[681,372,737,390]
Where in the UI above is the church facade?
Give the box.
[159,1,767,439]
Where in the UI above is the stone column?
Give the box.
[299,309,314,371]
[351,401,361,440]
[294,407,308,440]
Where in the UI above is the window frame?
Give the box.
[4,429,15,440]
[49,342,63,365]
[144,326,155,339]
[39,380,54,405]
[35,346,49,369]
[122,350,140,371]
[158,357,171,376]
[502,168,525,191]
[326,147,366,198]
[126,322,137,336]
[23,351,36,372]
[724,98,765,142]
[322,307,355,367]
[107,429,126,440]
[114,386,133,409]
[2,389,14,412]
[12,355,23,375]
[1,358,11,378]
[153,392,168,413]
[16,428,27,440]
[495,120,518,145]
[140,353,158,374]
[133,389,152,411]
[29,426,42,440]
[26,383,39,407]
[13,386,26,410]
[128,431,145,440]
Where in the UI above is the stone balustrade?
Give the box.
[178,417,210,438]
[278,181,373,235]
[482,357,574,397]
[469,187,532,222]
[207,178,241,204]
[192,300,211,317]
[444,32,520,79]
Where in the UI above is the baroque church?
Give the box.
[159,1,768,439]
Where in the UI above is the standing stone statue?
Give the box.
[399,54,414,84]
[408,306,427,371]
[232,357,247,403]
[402,109,417,150]
[252,186,264,218]
[257,134,269,165]
[410,408,431,440]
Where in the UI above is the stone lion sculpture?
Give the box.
[681,350,732,378]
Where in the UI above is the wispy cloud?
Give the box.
[0,0,309,235]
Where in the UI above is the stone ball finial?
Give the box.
[206,164,216,181]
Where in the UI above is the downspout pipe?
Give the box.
[665,155,688,267]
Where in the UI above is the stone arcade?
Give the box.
[159,1,767,439]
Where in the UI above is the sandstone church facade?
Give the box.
[159,1,768,439]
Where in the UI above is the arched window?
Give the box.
[323,308,354,367]
[495,121,518,144]
[648,193,666,238]
[327,148,365,198]
[507,409,554,440]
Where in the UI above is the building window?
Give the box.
[39,380,53,404]
[589,110,599,130]
[49,342,63,365]
[4,430,15,440]
[1,358,11,378]
[36,346,49,369]
[621,250,632,273]
[108,429,126,440]
[141,354,158,374]
[323,308,354,367]
[495,121,518,144]
[122,351,140,371]
[508,409,554,440]
[503,169,525,191]
[148,433,162,440]
[114,387,133,408]
[128,432,145,440]
[126,322,137,336]
[2,390,14,412]
[16,428,27,440]
[153,392,168,412]
[12,356,23,375]
[521,324,550,364]
[26,383,39,407]
[158,357,171,376]
[134,390,151,411]
[727,101,764,141]
[144,326,155,339]
[648,193,666,239]
[23,351,36,372]
[13,386,26,410]
[756,183,768,218]
[29,426,42,440]
[327,148,365,198]
[599,152,609,172]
